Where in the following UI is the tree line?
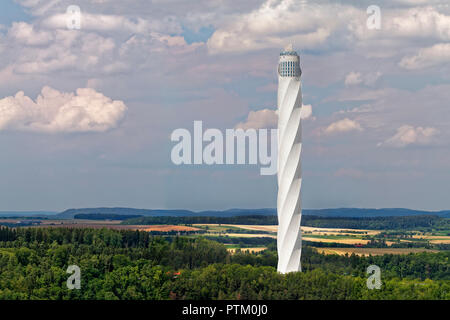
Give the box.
[120,214,449,231]
[0,226,448,300]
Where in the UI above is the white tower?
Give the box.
[277,44,303,273]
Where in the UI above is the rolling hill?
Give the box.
[54,207,450,219]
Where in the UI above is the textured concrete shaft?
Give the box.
[277,45,303,274]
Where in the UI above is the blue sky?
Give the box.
[0,0,449,212]
[0,0,29,27]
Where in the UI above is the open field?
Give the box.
[412,235,450,239]
[192,224,254,233]
[195,224,380,236]
[226,247,267,254]
[219,233,277,238]
[195,224,374,244]
[302,226,380,236]
[412,235,450,244]
[2,219,448,250]
[139,225,200,232]
[314,247,439,256]
[429,239,450,244]
[303,237,370,245]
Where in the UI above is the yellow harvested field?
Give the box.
[430,239,450,244]
[303,237,369,245]
[314,247,439,256]
[220,233,276,238]
[195,224,278,232]
[230,225,278,232]
[227,247,267,253]
[140,225,200,232]
[413,235,450,239]
[411,235,450,244]
[412,235,439,239]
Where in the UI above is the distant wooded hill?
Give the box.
[54,207,450,219]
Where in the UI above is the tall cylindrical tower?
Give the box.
[277,44,303,274]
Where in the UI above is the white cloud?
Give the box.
[364,72,382,86]
[344,72,362,86]
[236,104,313,130]
[8,22,52,46]
[0,20,203,79]
[378,125,439,147]
[345,71,382,86]
[0,86,127,133]
[352,6,450,42]
[301,104,313,120]
[399,43,450,69]
[388,7,450,40]
[324,118,363,135]
[235,108,277,130]
[207,0,358,54]
[43,12,181,34]
[2,27,120,75]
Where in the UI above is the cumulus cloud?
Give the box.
[8,22,52,46]
[378,125,439,147]
[352,6,450,42]
[388,7,450,40]
[2,26,120,76]
[301,104,313,120]
[0,86,127,133]
[324,118,363,135]
[399,43,450,69]
[43,12,181,34]
[236,104,313,130]
[207,0,358,54]
[235,108,277,130]
[0,21,203,79]
[345,71,382,86]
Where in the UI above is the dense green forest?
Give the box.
[122,214,449,231]
[0,227,448,300]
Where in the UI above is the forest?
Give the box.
[0,226,448,300]
[121,214,449,231]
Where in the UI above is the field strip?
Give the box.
[412,235,450,240]
[429,239,450,244]
[314,247,439,256]
[194,224,381,235]
[227,247,267,253]
[33,224,200,232]
[139,225,201,232]
[213,233,277,238]
[303,237,369,244]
